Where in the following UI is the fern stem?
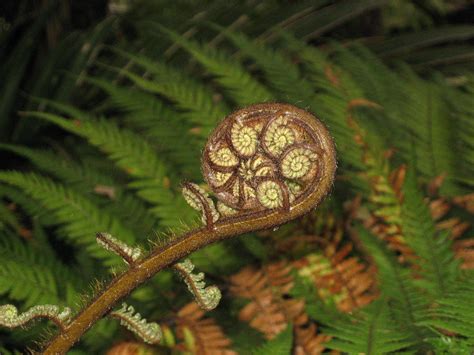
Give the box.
[43,103,337,353]
[366,300,385,355]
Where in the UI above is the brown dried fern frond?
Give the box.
[427,177,474,270]
[430,198,470,239]
[229,261,298,338]
[229,261,331,354]
[452,193,474,214]
[173,302,236,355]
[453,239,474,270]
[105,342,155,355]
[294,241,378,313]
[294,323,333,355]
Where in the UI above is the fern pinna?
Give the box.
[1,20,474,354]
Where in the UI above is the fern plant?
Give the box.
[1,1,474,354]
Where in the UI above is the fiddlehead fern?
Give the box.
[96,232,142,265]
[202,103,334,216]
[173,259,221,311]
[182,182,220,229]
[42,103,336,353]
[0,304,71,331]
[109,303,162,344]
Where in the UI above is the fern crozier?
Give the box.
[96,232,142,265]
[110,303,162,344]
[0,304,71,330]
[174,259,222,311]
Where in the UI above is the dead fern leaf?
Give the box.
[452,193,474,214]
[295,242,378,313]
[294,323,333,355]
[229,261,332,354]
[427,182,474,270]
[174,301,236,355]
[230,261,301,339]
[453,239,474,269]
[105,342,155,355]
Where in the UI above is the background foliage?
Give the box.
[0,0,473,353]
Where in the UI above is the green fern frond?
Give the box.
[281,38,368,173]
[29,97,90,120]
[0,201,21,233]
[0,185,56,226]
[279,31,329,86]
[0,230,78,307]
[400,77,455,183]
[85,77,201,178]
[106,48,229,135]
[156,26,274,106]
[23,111,185,221]
[24,111,166,181]
[289,271,343,325]
[190,242,249,275]
[0,171,137,265]
[331,48,458,192]
[83,76,176,121]
[331,45,404,112]
[401,170,460,295]
[0,144,157,235]
[324,299,414,354]
[422,277,474,344]
[429,335,474,354]
[218,28,315,105]
[446,79,474,192]
[0,144,115,193]
[357,227,433,344]
[103,192,157,236]
[251,324,293,355]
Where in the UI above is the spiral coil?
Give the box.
[202,103,336,218]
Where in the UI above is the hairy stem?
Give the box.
[44,193,325,352]
[43,103,336,353]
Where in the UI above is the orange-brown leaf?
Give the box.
[174,302,237,355]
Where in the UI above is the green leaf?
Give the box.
[252,324,293,355]
[0,171,137,265]
[23,110,195,227]
[0,144,157,235]
[301,0,389,40]
[401,170,460,295]
[84,76,201,179]
[357,226,433,345]
[156,25,274,106]
[422,276,474,344]
[373,25,474,56]
[0,230,79,307]
[218,28,315,105]
[106,48,230,135]
[324,300,414,354]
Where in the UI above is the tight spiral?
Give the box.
[202,103,336,218]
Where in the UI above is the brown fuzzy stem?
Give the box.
[43,103,336,354]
